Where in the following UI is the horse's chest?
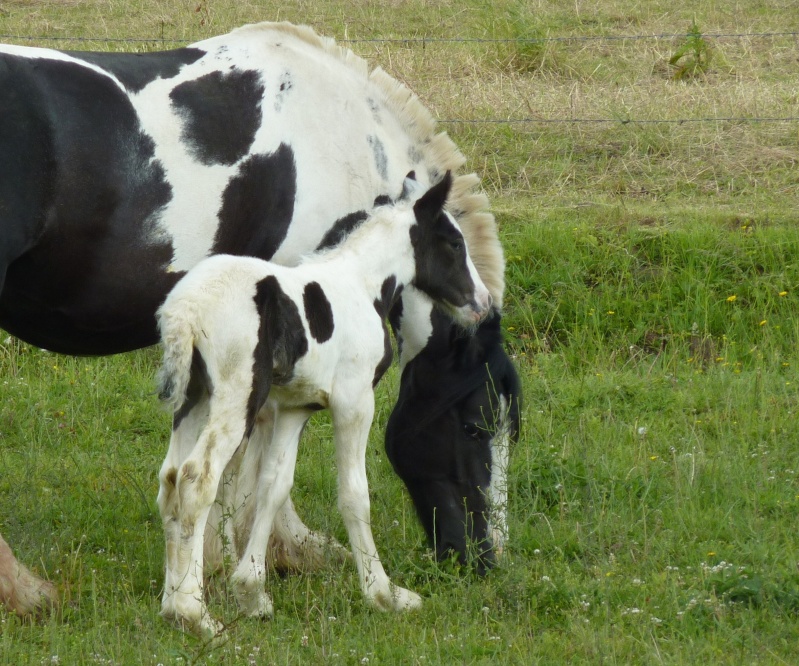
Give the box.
[274,312,386,404]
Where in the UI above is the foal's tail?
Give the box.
[155,302,197,413]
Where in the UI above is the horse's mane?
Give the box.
[229,22,505,307]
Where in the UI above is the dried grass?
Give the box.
[1,0,796,208]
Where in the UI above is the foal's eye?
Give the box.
[463,423,480,438]
[449,239,464,253]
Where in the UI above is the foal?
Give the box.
[155,173,492,636]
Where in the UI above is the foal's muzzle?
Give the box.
[467,291,493,324]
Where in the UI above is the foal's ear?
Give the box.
[413,171,452,221]
[400,170,424,201]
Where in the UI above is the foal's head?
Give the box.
[406,173,492,327]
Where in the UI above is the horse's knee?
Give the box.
[157,466,179,518]
[177,458,218,519]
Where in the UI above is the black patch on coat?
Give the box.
[170,69,264,166]
[374,276,402,318]
[247,276,309,433]
[367,135,388,180]
[66,48,205,94]
[172,347,211,431]
[213,144,296,259]
[274,71,293,111]
[367,97,381,123]
[302,281,335,343]
[385,310,522,574]
[372,277,401,387]
[387,295,404,356]
[314,193,393,252]
[373,317,393,388]
[315,210,367,251]
[0,54,177,355]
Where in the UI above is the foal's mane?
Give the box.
[230,21,505,307]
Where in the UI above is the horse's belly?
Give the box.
[0,245,179,355]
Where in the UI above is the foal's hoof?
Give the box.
[237,588,274,620]
[230,573,274,620]
[391,586,423,611]
[370,585,423,612]
[161,598,222,639]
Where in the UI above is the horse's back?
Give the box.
[0,23,474,356]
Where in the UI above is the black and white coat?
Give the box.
[0,22,515,617]
[155,174,491,636]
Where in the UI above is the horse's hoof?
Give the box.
[368,584,423,612]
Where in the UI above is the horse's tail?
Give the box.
[155,301,197,413]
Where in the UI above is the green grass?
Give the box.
[2,0,799,663]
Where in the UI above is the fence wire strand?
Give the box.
[439,116,799,125]
[1,30,798,45]
[1,30,796,127]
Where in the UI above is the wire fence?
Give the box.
[1,30,798,45]
[2,30,797,127]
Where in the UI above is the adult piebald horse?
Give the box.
[0,22,520,616]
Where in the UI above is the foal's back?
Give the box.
[161,252,389,408]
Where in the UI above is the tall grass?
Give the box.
[1,0,799,663]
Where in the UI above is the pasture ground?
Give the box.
[1,1,798,663]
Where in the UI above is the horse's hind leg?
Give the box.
[270,496,350,572]
[222,406,348,574]
[0,533,57,615]
[159,387,248,638]
[157,381,210,627]
[231,406,310,618]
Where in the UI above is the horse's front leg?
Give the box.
[332,393,422,612]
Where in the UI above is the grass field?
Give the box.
[1,1,799,663]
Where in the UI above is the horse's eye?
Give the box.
[463,423,480,438]
[449,239,464,253]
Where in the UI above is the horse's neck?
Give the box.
[395,289,435,369]
[321,222,415,302]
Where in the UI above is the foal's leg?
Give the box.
[157,395,209,619]
[333,393,421,611]
[217,406,346,575]
[159,392,249,638]
[231,406,311,618]
[270,496,350,572]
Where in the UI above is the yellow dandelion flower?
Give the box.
[759,320,767,326]
[779,291,788,297]
[650,456,658,461]
[607,310,615,315]
[707,551,716,557]
[726,295,737,303]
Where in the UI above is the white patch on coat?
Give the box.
[487,395,511,556]
[0,44,127,92]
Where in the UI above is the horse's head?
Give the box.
[386,310,521,573]
[408,173,492,328]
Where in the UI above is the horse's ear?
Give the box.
[400,171,424,201]
[413,171,452,221]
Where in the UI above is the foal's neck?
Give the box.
[313,217,416,302]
